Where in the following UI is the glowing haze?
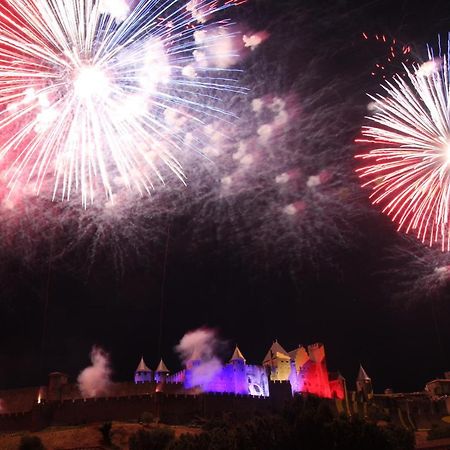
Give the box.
[0,0,245,207]
[356,47,450,251]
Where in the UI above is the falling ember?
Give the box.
[361,32,412,79]
[356,41,450,250]
[0,0,246,207]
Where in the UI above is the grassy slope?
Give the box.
[0,422,200,449]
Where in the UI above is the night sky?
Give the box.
[2,0,450,395]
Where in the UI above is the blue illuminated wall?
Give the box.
[135,370,152,384]
[184,360,269,397]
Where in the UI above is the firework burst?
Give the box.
[356,45,450,250]
[0,0,245,207]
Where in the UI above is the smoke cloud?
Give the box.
[0,398,6,413]
[175,328,225,387]
[77,346,112,398]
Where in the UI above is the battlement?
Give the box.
[0,388,280,432]
[307,343,326,363]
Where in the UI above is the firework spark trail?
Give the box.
[382,237,450,303]
[0,0,246,207]
[174,0,375,272]
[361,32,412,80]
[0,184,182,275]
[356,43,450,251]
[0,2,369,275]
[186,78,368,272]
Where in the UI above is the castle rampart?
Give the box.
[0,388,283,432]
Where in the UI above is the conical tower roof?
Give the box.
[189,347,202,362]
[136,356,151,373]
[230,345,246,362]
[357,364,371,381]
[263,340,290,364]
[156,358,169,373]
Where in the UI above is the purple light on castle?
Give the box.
[183,346,269,397]
[134,357,152,384]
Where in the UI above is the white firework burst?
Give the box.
[0,0,245,207]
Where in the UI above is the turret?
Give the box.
[230,345,245,363]
[230,345,247,394]
[184,350,202,389]
[155,358,170,383]
[185,348,202,370]
[134,357,152,384]
[356,364,373,401]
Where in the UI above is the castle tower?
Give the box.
[48,372,68,401]
[230,345,245,363]
[155,359,170,383]
[288,345,309,372]
[356,364,373,401]
[134,357,152,384]
[185,348,202,370]
[184,349,202,389]
[306,343,331,398]
[230,345,247,394]
[329,372,347,401]
[262,340,292,381]
[287,345,308,393]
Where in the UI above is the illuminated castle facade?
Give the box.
[0,340,347,433]
[134,341,345,400]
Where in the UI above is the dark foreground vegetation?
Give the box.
[129,397,414,450]
[17,397,414,450]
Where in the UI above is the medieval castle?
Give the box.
[134,341,346,401]
[1,339,449,434]
[0,340,357,431]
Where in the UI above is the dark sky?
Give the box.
[2,0,450,395]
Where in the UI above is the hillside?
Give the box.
[0,422,200,450]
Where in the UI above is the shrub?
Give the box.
[140,411,155,425]
[18,435,45,450]
[129,427,175,450]
[98,421,113,445]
